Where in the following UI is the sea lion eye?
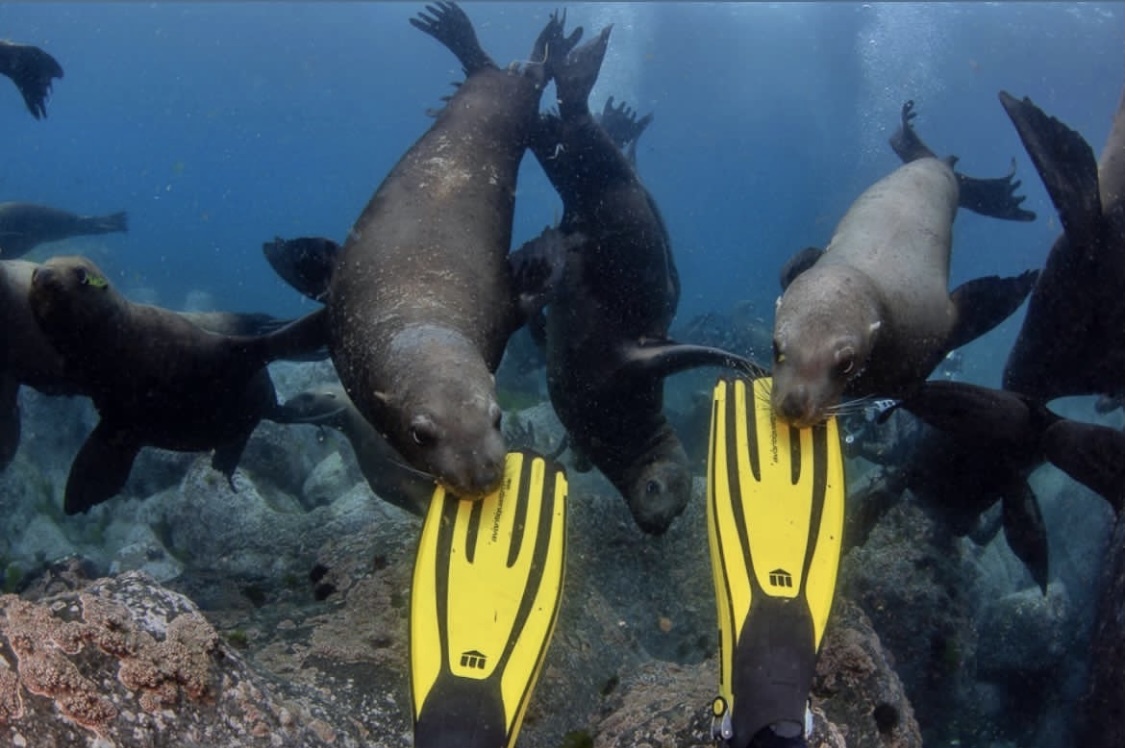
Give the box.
[74,267,88,284]
[645,479,661,496]
[410,417,439,447]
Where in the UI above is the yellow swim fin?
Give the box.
[707,376,846,747]
[411,450,568,748]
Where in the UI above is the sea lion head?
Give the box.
[770,269,880,428]
[617,429,692,535]
[373,326,507,499]
[28,255,122,345]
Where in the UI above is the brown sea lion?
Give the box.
[771,101,1038,428]
[271,385,434,516]
[0,40,62,119]
[520,30,760,533]
[326,2,579,498]
[0,202,127,258]
[27,255,326,513]
[999,90,1125,402]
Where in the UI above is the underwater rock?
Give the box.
[0,570,368,746]
[977,582,1073,679]
[301,451,358,509]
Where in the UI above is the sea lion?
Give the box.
[0,40,62,119]
[27,255,326,513]
[522,30,760,533]
[999,90,1125,402]
[326,2,579,498]
[771,101,1039,428]
[888,380,1125,591]
[0,202,127,259]
[271,385,434,516]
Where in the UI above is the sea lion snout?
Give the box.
[772,382,822,430]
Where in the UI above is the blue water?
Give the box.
[3,2,1120,354]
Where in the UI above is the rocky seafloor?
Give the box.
[1,359,1121,748]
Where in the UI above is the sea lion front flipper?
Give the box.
[410,2,496,77]
[778,246,824,291]
[946,269,1039,352]
[622,340,766,381]
[1000,91,1102,240]
[212,435,251,490]
[508,227,580,321]
[1042,420,1125,512]
[64,420,140,514]
[955,162,1037,222]
[1000,478,1049,594]
[262,236,341,303]
[0,374,20,470]
[554,26,612,118]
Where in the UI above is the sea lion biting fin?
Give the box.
[771,100,1039,428]
[326,3,579,498]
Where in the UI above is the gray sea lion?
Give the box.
[771,101,1039,428]
[999,90,1125,402]
[27,255,326,513]
[0,202,127,259]
[271,385,434,516]
[521,30,760,533]
[326,2,579,498]
[0,40,62,119]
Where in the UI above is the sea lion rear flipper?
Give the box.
[257,307,329,364]
[1000,479,1049,594]
[778,246,824,291]
[80,211,128,235]
[598,96,653,165]
[946,269,1039,351]
[0,374,20,470]
[889,99,938,163]
[955,164,1037,222]
[1042,420,1125,512]
[410,2,495,77]
[262,236,341,303]
[554,26,612,117]
[64,421,139,514]
[999,91,1102,239]
[623,340,766,381]
[0,41,64,120]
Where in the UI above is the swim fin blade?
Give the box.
[411,450,568,748]
[707,376,846,747]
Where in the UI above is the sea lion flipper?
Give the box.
[410,2,495,77]
[0,374,20,471]
[0,41,64,120]
[946,269,1039,352]
[258,308,329,364]
[212,436,251,489]
[262,236,341,302]
[598,96,653,164]
[1000,479,1049,595]
[955,164,1037,222]
[64,421,139,514]
[1000,91,1102,237]
[554,26,612,118]
[509,227,579,320]
[778,246,824,291]
[889,99,938,163]
[624,340,766,381]
[1042,420,1125,512]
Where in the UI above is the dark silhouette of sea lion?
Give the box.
[325,3,579,498]
[771,100,1038,427]
[0,202,127,258]
[999,90,1125,403]
[0,40,62,119]
[26,255,326,513]
[521,29,760,534]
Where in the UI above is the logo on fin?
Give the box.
[460,649,488,669]
[768,568,794,588]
